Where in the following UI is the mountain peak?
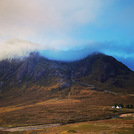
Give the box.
[0,53,134,102]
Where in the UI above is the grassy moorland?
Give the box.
[0,84,134,128]
[0,115,134,134]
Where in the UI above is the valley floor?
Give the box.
[0,114,134,134]
[0,85,134,134]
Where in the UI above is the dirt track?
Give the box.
[0,113,134,132]
[0,124,61,132]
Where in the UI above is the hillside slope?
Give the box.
[68,53,134,93]
[0,52,134,106]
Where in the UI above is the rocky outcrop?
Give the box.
[0,52,134,94]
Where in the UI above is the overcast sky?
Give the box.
[0,0,134,70]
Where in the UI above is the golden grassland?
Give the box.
[0,88,134,127]
[0,85,134,133]
[0,116,134,134]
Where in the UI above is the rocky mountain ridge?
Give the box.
[0,52,134,103]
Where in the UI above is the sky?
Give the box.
[0,0,134,70]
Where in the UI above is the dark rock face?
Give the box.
[0,52,134,94]
[69,54,132,83]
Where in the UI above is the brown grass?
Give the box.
[0,84,134,127]
[0,117,134,134]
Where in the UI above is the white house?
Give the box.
[116,105,122,109]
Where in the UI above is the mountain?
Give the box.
[67,53,134,93]
[0,52,134,127]
[0,52,134,105]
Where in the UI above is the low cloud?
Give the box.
[0,38,134,70]
[0,38,134,61]
[0,38,44,60]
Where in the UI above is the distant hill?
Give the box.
[0,52,134,105]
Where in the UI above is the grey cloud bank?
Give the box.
[0,0,104,40]
[0,0,134,70]
[0,39,43,60]
[0,38,134,71]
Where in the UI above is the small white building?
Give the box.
[116,105,122,109]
